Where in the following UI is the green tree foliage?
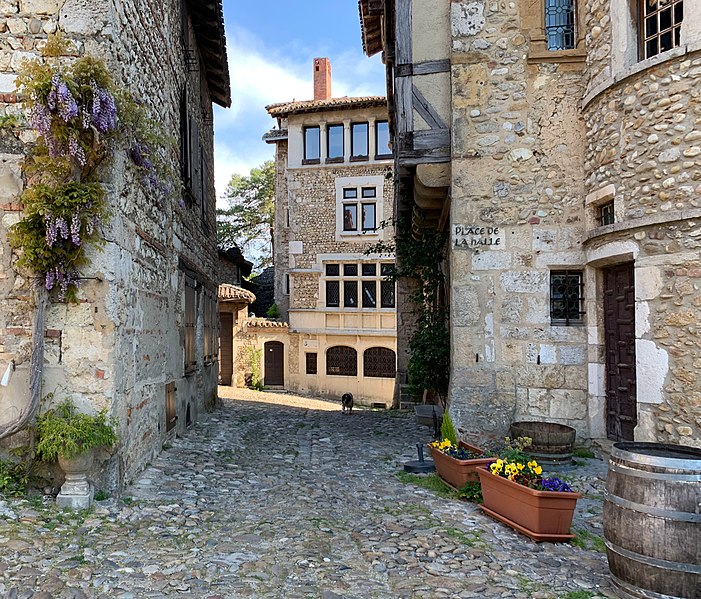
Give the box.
[217,160,275,270]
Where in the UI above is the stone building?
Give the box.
[243,58,398,407]
[218,247,255,387]
[360,0,701,445]
[0,0,230,490]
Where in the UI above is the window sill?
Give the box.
[527,47,586,65]
[302,158,320,165]
[349,155,369,162]
[325,157,344,164]
[374,153,393,161]
[550,321,584,327]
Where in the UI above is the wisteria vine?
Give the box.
[10,38,177,302]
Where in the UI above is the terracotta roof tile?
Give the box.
[245,317,289,329]
[266,96,387,117]
[218,284,256,304]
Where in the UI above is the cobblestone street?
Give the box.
[0,388,615,598]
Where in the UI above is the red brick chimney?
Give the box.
[313,58,332,101]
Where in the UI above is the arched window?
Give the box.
[326,346,357,376]
[364,347,396,378]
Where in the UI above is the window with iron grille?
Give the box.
[326,346,357,376]
[364,347,396,378]
[599,201,615,226]
[545,0,576,50]
[324,262,396,309]
[306,353,317,375]
[640,0,683,60]
[550,270,584,325]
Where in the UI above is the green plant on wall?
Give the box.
[244,346,264,391]
[367,220,449,404]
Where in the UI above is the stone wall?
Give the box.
[449,0,589,441]
[0,0,220,489]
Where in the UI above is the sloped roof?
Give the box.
[218,284,256,304]
[359,0,384,57]
[187,0,231,107]
[266,96,387,118]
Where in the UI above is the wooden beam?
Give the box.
[396,0,412,64]
[395,76,413,134]
[412,85,448,130]
[395,59,450,78]
[412,128,450,149]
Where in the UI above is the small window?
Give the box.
[550,270,584,325]
[362,203,376,231]
[545,0,576,51]
[351,122,369,159]
[306,353,317,375]
[343,204,358,231]
[304,126,320,161]
[326,263,340,277]
[327,346,357,376]
[327,124,344,160]
[364,347,396,378]
[362,263,377,277]
[362,281,377,308]
[375,120,391,157]
[343,264,358,277]
[381,280,395,308]
[599,201,615,226]
[380,263,394,277]
[641,0,683,60]
[326,281,340,307]
[361,187,376,198]
[343,188,358,199]
[344,280,358,307]
[284,274,290,295]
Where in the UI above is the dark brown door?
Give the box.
[219,313,233,386]
[264,341,284,386]
[603,263,636,441]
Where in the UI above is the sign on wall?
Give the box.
[453,225,503,248]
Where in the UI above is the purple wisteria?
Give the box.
[44,266,80,301]
[89,80,117,133]
[47,74,78,122]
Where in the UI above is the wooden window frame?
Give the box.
[639,0,684,60]
[183,274,198,374]
[305,352,318,375]
[524,0,586,63]
[303,126,320,163]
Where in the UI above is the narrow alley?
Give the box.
[1,390,613,599]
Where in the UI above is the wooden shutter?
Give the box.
[189,117,203,205]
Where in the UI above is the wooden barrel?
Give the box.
[603,442,701,599]
[509,421,576,464]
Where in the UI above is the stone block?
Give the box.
[539,344,557,364]
[59,0,108,35]
[549,389,587,420]
[0,161,22,200]
[452,285,480,326]
[500,271,548,294]
[19,0,60,14]
[0,71,17,92]
[472,250,511,270]
[559,345,585,365]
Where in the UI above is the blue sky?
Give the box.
[213,1,386,206]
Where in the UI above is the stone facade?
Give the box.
[244,68,398,407]
[361,0,701,446]
[0,0,229,489]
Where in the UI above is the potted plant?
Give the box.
[476,437,581,542]
[36,399,118,509]
[428,412,492,488]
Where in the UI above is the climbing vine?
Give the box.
[368,218,450,404]
[9,34,177,302]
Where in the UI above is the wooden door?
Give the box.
[264,341,284,386]
[603,263,636,441]
[219,312,233,386]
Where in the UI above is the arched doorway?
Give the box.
[264,341,284,386]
